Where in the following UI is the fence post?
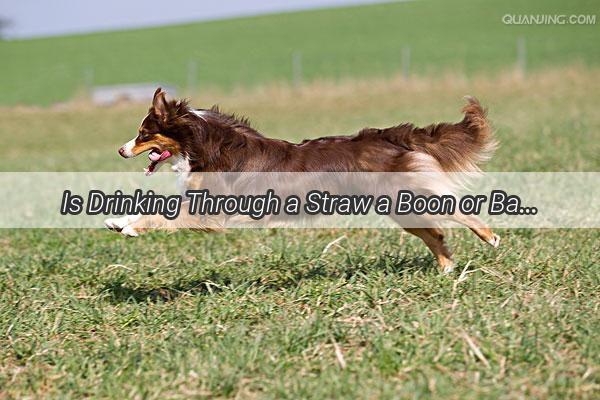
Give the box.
[187,60,198,95]
[292,51,302,87]
[402,46,411,80]
[517,37,526,78]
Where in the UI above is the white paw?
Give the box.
[442,262,455,274]
[104,215,141,237]
[488,234,500,248]
[120,225,139,237]
[104,216,130,231]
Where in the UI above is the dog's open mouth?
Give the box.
[145,149,172,176]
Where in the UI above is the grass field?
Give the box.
[2,0,600,106]
[1,66,599,398]
[1,1,599,398]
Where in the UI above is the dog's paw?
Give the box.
[104,218,118,230]
[487,234,500,248]
[104,216,129,231]
[104,216,140,237]
[441,261,455,274]
[119,225,140,237]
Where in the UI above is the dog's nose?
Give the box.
[118,147,126,158]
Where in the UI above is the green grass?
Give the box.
[2,228,598,398]
[0,67,599,398]
[2,0,600,106]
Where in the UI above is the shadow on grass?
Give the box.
[102,279,225,303]
[101,252,434,304]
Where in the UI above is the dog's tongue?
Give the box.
[149,150,171,162]
[149,151,161,162]
[145,150,172,176]
[159,150,172,161]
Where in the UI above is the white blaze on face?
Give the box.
[120,137,137,158]
[119,113,152,158]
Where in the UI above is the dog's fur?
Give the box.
[106,88,500,273]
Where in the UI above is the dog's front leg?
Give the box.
[104,214,146,237]
[104,201,221,237]
[105,213,184,236]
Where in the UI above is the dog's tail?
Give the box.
[411,96,497,172]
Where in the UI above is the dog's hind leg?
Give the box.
[450,213,500,248]
[404,227,455,274]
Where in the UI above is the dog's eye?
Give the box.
[138,132,150,141]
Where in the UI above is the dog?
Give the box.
[105,88,500,273]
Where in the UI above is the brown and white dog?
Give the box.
[105,88,500,273]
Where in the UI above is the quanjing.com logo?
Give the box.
[502,14,596,25]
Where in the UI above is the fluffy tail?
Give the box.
[413,96,497,172]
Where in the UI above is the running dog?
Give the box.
[106,88,500,273]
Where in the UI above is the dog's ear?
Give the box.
[152,87,169,122]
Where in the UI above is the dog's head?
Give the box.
[118,88,190,175]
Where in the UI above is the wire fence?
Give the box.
[4,37,529,106]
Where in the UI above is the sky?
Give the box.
[0,0,395,39]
